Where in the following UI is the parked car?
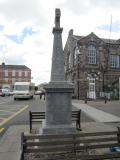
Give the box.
[0,89,3,96]
[0,88,10,96]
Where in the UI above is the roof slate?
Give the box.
[0,63,31,70]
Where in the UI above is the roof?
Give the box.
[102,38,119,44]
[72,33,120,45]
[14,82,34,85]
[73,35,84,40]
[0,63,31,70]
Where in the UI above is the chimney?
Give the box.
[2,62,5,68]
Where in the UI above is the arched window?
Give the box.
[74,46,80,65]
[67,52,71,68]
[88,45,96,64]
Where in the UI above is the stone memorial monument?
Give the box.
[42,8,75,134]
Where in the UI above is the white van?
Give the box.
[13,82,35,100]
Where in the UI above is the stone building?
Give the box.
[64,30,120,100]
[0,62,31,90]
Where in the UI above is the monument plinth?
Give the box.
[42,8,75,134]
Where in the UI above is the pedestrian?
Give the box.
[40,93,42,99]
[43,92,45,100]
[104,95,107,104]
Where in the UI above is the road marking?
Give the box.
[0,110,15,113]
[0,117,6,120]
[0,100,12,105]
[0,105,28,127]
[0,128,4,133]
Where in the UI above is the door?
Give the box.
[88,78,96,99]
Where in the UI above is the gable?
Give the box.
[77,32,105,46]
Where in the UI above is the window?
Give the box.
[74,46,80,65]
[4,70,8,77]
[88,45,96,64]
[89,84,95,92]
[14,85,29,90]
[25,71,28,77]
[110,55,120,68]
[19,71,22,76]
[12,70,16,76]
[12,78,16,83]
[5,77,8,82]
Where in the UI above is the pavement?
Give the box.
[73,101,120,123]
[0,99,120,160]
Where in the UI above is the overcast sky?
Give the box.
[0,0,120,85]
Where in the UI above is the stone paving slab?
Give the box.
[73,102,120,123]
[81,122,117,132]
[0,152,21,160]
[0,125,29,160]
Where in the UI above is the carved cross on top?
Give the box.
[55,8,60,28]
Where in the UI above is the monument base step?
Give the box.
[41,124,76,134]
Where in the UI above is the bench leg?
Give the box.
[30,123,32,133]
[76,120,82,131]
[21,132,24,160]
[21,152,24,160]
[29,111,32,133]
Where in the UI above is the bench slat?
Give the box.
[76,153,120,160]
[25,140,77,146]
[79,131,118,137]
[77,137,118,143]
[76,142,120,150]
[24,134,77,140]
[24,146,75,153]
[24,131,118,140]
[25,137,118,147]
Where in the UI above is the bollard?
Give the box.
[85,96,87,104]
[104,96,107,104]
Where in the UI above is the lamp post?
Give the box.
[75,45,80,99]
[100,63,107,100]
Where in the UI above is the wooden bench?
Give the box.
[21,127,120,160]
[29,110,81,133]
[21,132,77,160]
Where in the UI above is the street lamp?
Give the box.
[100,64,107,94]
[75,45,81,99]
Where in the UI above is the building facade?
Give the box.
[64,30,120,100]
[0,62,31,90]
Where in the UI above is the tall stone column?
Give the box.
[42,8,75,134]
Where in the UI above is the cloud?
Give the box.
[0,0,47,25]
[5,26,37,44]
[91,0,120,9]
[62,0,94,15]
[0,24,4,31]
[3,54,26,65]
[63,0,120,15]
[97,21,120,33]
